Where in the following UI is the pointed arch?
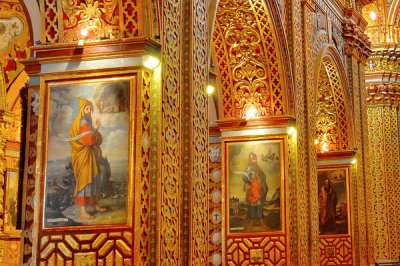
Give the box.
[314,44,354,152]
[211,0,294,119]
[22,0,40,43]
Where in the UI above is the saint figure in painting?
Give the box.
[242,152,268,219]
[69,98,107,219]
[319,178,337,233]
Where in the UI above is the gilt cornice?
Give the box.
[342,10,371,63]
[366,83,400,107]
[366,45,400,75]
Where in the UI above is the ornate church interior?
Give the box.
[0,0,399,265]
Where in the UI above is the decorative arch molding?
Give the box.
[212,0,293,119]
[21,0,39,44]
[388,0,400,25]
[313,31,329,59]
[314,44,354,153]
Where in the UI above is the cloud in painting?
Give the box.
[102,129,129,161]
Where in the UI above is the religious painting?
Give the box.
[4,169,20,234]
[42,77,132,228]
[318,167,350,235]
[226,137,285,234]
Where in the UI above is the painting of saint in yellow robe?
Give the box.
[44,80,130,227]
[69,98,107,220]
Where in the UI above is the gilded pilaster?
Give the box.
[342,10,372,264]
[365,41,400,261]
[160,0,182,263]
[302,1,320,265]
[285,0,310,263]
[161,0,209,264]
[181,0,209,264]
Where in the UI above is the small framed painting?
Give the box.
[224,136,286,234]
[317,166,350,235]
[40,75,135,229]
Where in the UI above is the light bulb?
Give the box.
[369,11,377,21]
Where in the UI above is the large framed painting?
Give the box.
[4,168,20,235]
[317,166,350,235]
[40,75,135,228]
[225,136,286,234]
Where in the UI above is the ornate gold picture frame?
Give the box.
[38,74,136,229]
[317,165,351,236]
[224,136,287,235]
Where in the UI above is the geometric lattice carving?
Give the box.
[39,232,133,265]
[42,0,141,44]
[320,236,353,265]
[316,57,349,153]
[138,70,152,264]
[226,236,287,265]
[121,0,140,38]
[213,0,286,119]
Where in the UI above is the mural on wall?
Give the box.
[226,138,284,234]
[43,78,131,227]
[0,1,31,88]
[318,167,350,235]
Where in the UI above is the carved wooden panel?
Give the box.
[39,231,133,265]
[213,0,287,119]
[190,0,209,263]
[22,89,39,265]
[367,105,400,259]
[316,57,349,153]
[160,0,181,263]
[41,0,142,44]
[226,236,286,265]
[320,236,353,265]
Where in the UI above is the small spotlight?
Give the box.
[81,28,89,38]
[314,138,319,145]
[143,55,160,69]
[321,141,330,153]
[351,158,357,165]
[244,105,257,120]
[287,127,296,135]
[207,84,215,95]
[78,39,84,46]
[370,11,377,21]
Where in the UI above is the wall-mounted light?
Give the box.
[143,55,160,69]
[314,138,319,145]
[244,104,258,120]
[320,141,330,153]
[78,39,85,46]
[351,158,357,165]
[207,84,215,95]
[80,28,89,38]
[369,11,377,21]
[287,127,296,135]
